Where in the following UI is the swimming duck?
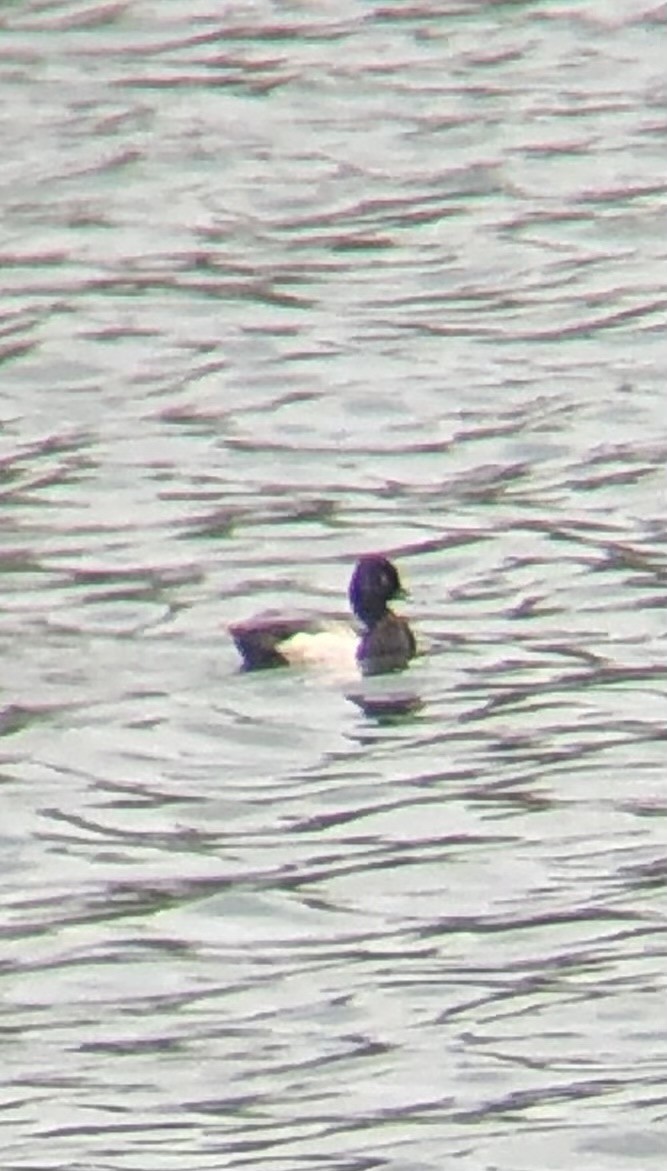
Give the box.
[230,555,415,675]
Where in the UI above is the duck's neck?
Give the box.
[355,603,390,631]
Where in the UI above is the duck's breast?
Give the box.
[358,614,416,675]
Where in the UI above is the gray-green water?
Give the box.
[3,3,667,1169]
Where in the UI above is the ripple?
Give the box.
[2,2,667,1169]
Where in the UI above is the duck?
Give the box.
[229,555,416,676]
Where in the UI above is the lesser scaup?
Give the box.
[230,555,416,676]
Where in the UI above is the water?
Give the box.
[2,1,667,1168]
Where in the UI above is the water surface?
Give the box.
[3,2,667,1169]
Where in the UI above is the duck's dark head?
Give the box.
[348,555,406,627]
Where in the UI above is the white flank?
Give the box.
[278,626,359,674]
